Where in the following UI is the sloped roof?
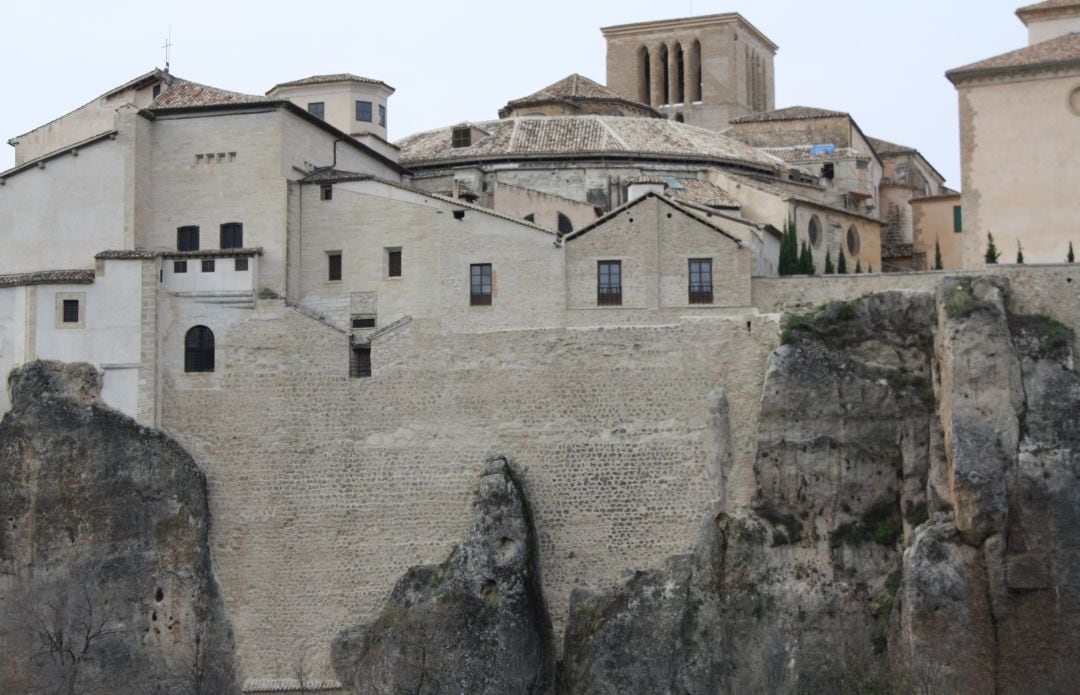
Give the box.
[0,270,95,288]
[563,192,743,244]
[397,116,783,171]
[1017,0,1080,20]
[730,106,849,124]
[499,73,661,118]
[268,73,394,93]
[151,77,276,109]
[666,179,742,209]
[865,137,916,157]
[947,32,1080,82]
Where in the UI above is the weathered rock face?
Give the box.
[332,457,555,694]
[0,361,237,695]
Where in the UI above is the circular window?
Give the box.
[808,215,822,248]
[1069,86,1080,116]
[847,225,861,256]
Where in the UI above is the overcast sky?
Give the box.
[1,0,1029,184]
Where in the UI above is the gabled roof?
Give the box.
[267,73,394,94]
[947,32,1080,82]
[1017,0,1080,22]
[563,192,743,244]
[730,106,849,124]
[151,77,276,109]
[499,73,662,118]
[865,137,915,157]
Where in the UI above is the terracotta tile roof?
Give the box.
[397,116,783,170]
[520,74,623,101]
[730,106,849,124]
[628,175,669,185]
[666,178,742,209]
[947,32,1080,81]
[0,269,95,288]
[762,145,871,163]
[151,77,275,109]
[94,250,158,259]
[95,248,264,259]
[268,73,393,93]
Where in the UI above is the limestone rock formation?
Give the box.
[332,457,555,694]
[0,361,237,695]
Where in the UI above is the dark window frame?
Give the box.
[184,325,215,373]
[387,249,402,278]
[307,101,325,120]
[597,260,622,306]
[378,104,386,127]
[177,225,200,251]
[62,299,80,323]
[328,253,342,281]
[451,127,472,148]
[470,263,492,306]
[688,258,713,304]
[356,100,373,122]
[220,222,243,249]
[350,345,372,378]
[351,315,376,329]
[320,184,333,201]
[173,260,188,274]
[953,206,962,234]
[234,258,249,272]
[201,259,215,273]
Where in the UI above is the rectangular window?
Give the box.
[201,259,215,273]
[328,253,342,281]
[350,345,372,378]
[452,127,472,148]
[152,84,161,98]
[220,222,243,249]
[822,163,835,180]
[856,160,869,170]
[470,263,492,306]
[174,260,188,273]
[235,258,249,271]
[387,249,402,278]
[953,205,962,233]
[62,299,80,323]
[688,258,714,304]
[307,101,325,120]
[597,260,622,306]
[177,226,200,251]
[356,100,372,122]
[378,104,386,127]
[351,315,376,329]
[320,184,333,201]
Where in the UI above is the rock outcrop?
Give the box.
[0,361,237,695]
[332,457,555,694]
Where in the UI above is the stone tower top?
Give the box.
[601,13,778,131]
[1016,0,1080,44]
[267,74,395,142]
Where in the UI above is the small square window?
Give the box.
[356,100,372,122]
[202,259,215,273]
[452,127,472,148]
[328,253,342,281]
[62,299,80,323]
[177,226,200,251]
[352,315,376,329]
[470,263,492,306]
[220,222,243,249]
[320,184,333,201]
[379,104,386,127]
[387,249,402,278]
[350,345,372,378]
[235,258,249,271]
[174,260,188,273]
[453,210,465,220]
[308,101,325,120]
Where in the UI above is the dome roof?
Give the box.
[397,115,783,172]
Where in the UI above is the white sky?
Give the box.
[0,0,1028,184]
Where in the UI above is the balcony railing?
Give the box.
[597,287,622,306]
[688,284,714,305]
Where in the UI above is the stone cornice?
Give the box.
[601,13,778,53]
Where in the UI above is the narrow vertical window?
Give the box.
[675,43,685,104]
[220,222,243,249]
[321,184,333,201]
[660,45,670,105]
[597,260,622,306]
[470,263,492,306]
[62,299,80,323]
[691,40,702,102]
[953,206,962,233]
[639,46,651,106]
[387,249,402,278]
[177,226,199,251]
[689,258,713,304]
[557,213,573,235]
[379,104,386,127]
[328,253,342,281]
[184,325,215,373]
[350,345,372,378]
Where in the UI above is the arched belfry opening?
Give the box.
[639,46,651,105]
[691,40,702,102]
[674,43,685,104]
[659,44,670,105]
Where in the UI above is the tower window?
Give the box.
[379,104,386,127]
[184,325,215,373]
[307,102,325,120]
[177,226,200,251]
[328,253,342,281]
[220,222,243,249]
[356,100,373,122]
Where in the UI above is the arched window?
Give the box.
[674,113,685,123]
[674,43,685,104]
[659,44,670,105]
[808,215,822,248]
[185,325,215,373]
[639,46,651,106]
[847,225,861,256]
[557,213,573,235]
[691,40,703,102]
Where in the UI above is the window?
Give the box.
[856,160,869,170]
[184,325,215,373]
[689,258,713,304]
[62,299,80,323]
[557,212,573,235]
[356,100,372,122]
[523,213,535,223]
[847,225,861,255]
[328,253,342,281]
[350,345,372,378]
[379,104,386,127]
[177,226,200,251]
[822,163,835,180]
[387,249,402,278]
[320,184,333,201]
[597,260,622,306]
[220,222,243,249]
[153,84,161,98]
[808,215,822,248]
[202,259,215,272]
[953,205,962,234]
[307,101,325,120]
[452,127,472,148]
[351,315,376,329]
[470,263,492,305]
[174,260,188,273]
[235,258,248,271]
[453,210,466,220]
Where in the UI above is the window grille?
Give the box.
[388,249,402,277]
[184,325,215,373]
[220,222,243,249]
[62,299,80,323]
[177,226,199,251]
[688,258,713,304]
[350,346,372,378]
[597,260,622,306]
[174,261,187,273]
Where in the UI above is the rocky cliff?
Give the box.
[0,361,237,694]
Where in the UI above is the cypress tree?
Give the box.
[855,259,863,274]
[838,249,848,274]
[1069,242,1075,264]
[824,250,835,274]
[779,221,799,275]
[985,232,1001,264]
[1016,241,1024,264]
[801,242,815,275]
[934,238,943,270]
